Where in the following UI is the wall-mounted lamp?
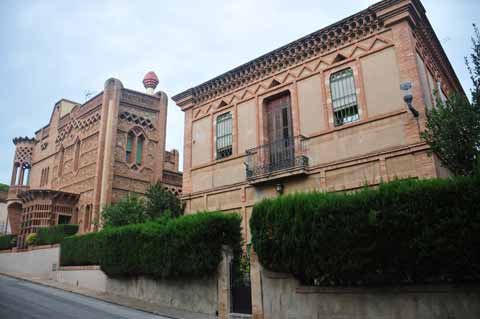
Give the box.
[275,183,284,195]
[400,81,419,118]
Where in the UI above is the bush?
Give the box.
[145,182,183,218]
[61,212,242,279]
[26,233,37,246]
[0,234,17,250]
[101,195,147,228]
[250,176,480,286]
[36,224,79,245]
[0,183,9,192]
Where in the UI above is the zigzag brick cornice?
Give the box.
[191,35,392,120]
[119,111,155,130]
[55,112,101,144]
[172,8,384,106]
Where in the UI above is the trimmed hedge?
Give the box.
[61,212,242,279]
[0,234,17,250]
[250,176,480,286]
[36,224,79,245]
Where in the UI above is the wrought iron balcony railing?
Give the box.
[245,135,308,180]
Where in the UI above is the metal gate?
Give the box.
[230,258,252,314]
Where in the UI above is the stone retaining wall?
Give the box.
[260,269,480,319]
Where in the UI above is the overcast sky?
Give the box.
[0,0,478,184]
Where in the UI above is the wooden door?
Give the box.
[266,94,294,171]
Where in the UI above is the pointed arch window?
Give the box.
[136,135,144,165]
[73,138,81,173]
[126,132,134,162]
[58,145,65,177]
[125,127,146,167]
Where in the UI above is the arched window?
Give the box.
[136,135,144,165]
[126,132,134,162]
[73,138,81,173]
[58,145,65,177]
[329,68,359,126]
[84,205,91,232]
[125,127,146,167]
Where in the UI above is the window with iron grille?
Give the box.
[330,68,359,126]
[216,112,233,159]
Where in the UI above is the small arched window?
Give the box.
[126,132,134,162]
[136,135,144,165]
[125,127,146,167]
[73,138,81,173]
[58,145,65,177]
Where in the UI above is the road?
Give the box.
[0,275,168,319]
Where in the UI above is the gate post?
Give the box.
[218,245,233,319]
[250,249,264,319]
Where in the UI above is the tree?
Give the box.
[0,183,9,192]
[421,25,480,176]
[144,182,183,219]
[466,24,480,108]
[101,195,147,228]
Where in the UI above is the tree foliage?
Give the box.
[0,183,9,192]
[101,195,147,228]
[101,184,183,228]
[144,182,183,219]
[466,24,480,107]
[421,25,480,176]
[421,94,480,176]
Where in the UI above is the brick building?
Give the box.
[0,189,9,235]
[7,72,182,248]
[173,0,462,316]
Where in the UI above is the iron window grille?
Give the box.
[216,112,233,159]
[330,68,359,126]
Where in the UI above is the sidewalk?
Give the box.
[0,271,216,319]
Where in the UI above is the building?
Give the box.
[173,0,461,315]
[7,72,182,248]
[0,188,9,234]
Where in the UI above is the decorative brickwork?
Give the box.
[7,76,182,247]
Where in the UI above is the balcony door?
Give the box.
[266,93,294,171]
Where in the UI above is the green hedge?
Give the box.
[0,234,17,250]
[36,224,79,245]
[250,176,480,286]
[61,212,242,279]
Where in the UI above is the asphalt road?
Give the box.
[0,275,167,319]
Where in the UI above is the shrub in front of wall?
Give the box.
[250,176,480,286]
[26,233,37,246]
[0,234,17,250]
[36,224,79,245]
[61,212,242,279]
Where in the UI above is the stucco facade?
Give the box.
[174,0,460,237]
[7,73,182,248]
[173,1,461,316]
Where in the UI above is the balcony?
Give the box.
[245,135,309,183]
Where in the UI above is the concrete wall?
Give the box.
[107,276,218,316]
[0,246,232,319]
[54,268,220,316]
[261,270,480,319]
[0,246,59,277]
[52,266,108,292]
